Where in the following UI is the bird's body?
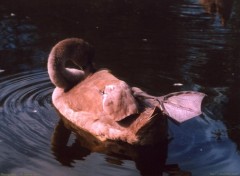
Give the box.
[48,38,205,145]
[52,69,166,145]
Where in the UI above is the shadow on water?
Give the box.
[51,118,191,176]
[0,0,240,175]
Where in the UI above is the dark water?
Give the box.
[0,0,240,175]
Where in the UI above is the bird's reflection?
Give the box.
[51,117,191,176]
[199,0,234,26]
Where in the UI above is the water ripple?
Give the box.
[0,70,53,112]
[0,69,58,172]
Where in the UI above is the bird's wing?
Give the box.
[102,81,139,121]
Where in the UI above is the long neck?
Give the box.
[47,47,85,91]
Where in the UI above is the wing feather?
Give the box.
[102,81,138,121]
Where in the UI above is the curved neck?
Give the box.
[47,38,96,91]
[47,48,85,91]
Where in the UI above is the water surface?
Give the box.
[0,0,240,175]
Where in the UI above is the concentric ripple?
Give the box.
[0,69,59,173]
[0,70,53,113]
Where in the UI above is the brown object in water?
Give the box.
[48,38,205,145]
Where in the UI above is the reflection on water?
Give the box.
[0,15,38,50]
[51,117,194,176]
[0,0,240,175]
[51,119,167,176]
[199,0,234,26]
[167,112,240,175]
[0,13,46,74]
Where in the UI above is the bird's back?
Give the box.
[63,70,139,121]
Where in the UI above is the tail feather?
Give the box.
[158,91,206,123]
